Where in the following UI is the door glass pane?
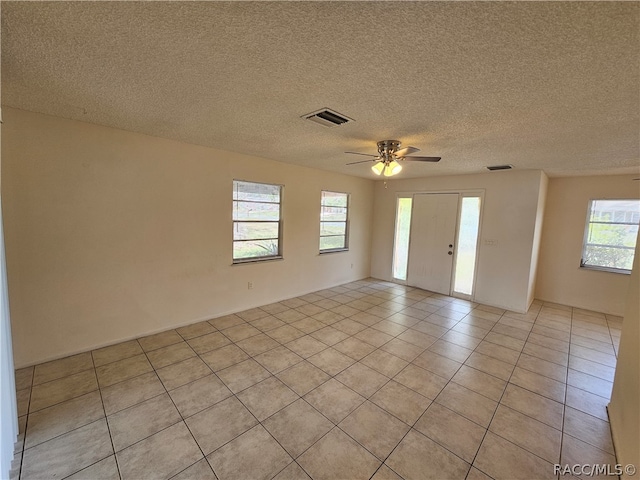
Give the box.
[453,197,481,295]
[393,198,413,280]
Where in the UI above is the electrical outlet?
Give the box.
[248,282,253,290]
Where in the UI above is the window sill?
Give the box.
[580,264,631,275]
[319,249,349,255]
[232,256,283,266]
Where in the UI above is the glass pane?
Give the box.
[590,200,640,223]
[584,245,635,270]
[587,223,638,248]
[233,240,280,260]
[321,191,348,207]
[233,222,279,241]
[233,181,281,203]
[320,222,346,236]
[233,201,280,221]
[454,197,481,296]
[320,206,347,222]
[392,198,413,280]
[320,235,346,251]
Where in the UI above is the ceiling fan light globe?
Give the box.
[388,160,402,176]
[371,162,385,175]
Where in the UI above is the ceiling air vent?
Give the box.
[486,164,514,171]
[303,108,353,127]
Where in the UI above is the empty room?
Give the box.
[0,2,638,480]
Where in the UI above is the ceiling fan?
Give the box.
[346,140,441,177]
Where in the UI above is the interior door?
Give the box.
[407,193,459,294]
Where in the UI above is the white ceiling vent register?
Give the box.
[303,108,354,127]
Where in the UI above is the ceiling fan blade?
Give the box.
[345,151,379,157]
[346,158,380,165]
[394,146,420,157]
[401,156,441,162]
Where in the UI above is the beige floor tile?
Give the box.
[451,321,490,339]
[522,342,569,366]
[531,324,570,342]
[237,307,270,322]
[263,398,334,458]
[15,367,34,391]
[65,455,119,480]
[295,303,326,317]
[339,401,410,460]
[277,361,331,396]
[333,318,368,335]
[291,317,326,334]
[286,336,329,358]
[138,330,183,352]
[200,344,249,372]
[22,419,113,479]
[435,382,498,427]
[222,323,262,342]
[275,309,308,323]
[412,350,462,379]
[387,312,422,327]
[187,331,231,354]
[186,396,258,455]
[272,461,312,480]
[570,335,615,356]
[396,329,439,349]
[386,429,470,480]
[333,337,377,360]
[568,355,615,382]
[441,330,483,349]
[250,315,287,332]
[254,345,303,374]
[517,353,567,383]
[33,352,94,385]
[370,464,403,480]
[427,339,473,363]
[489,405,561,463]
[310,309,344,324]
[146,341,196,369]
[25,391,104,449]
[117,422,202,480]
[370,380,431,425]
[95,354,152,389]
[354,328,394,348]
[297,428,380,480]
[216,358,271,394]
[335,362,389,398]
[281,297,309,309]
[172,458,217,480]
[460,315,497,331]
[371,319,408,337]
[500,384,564,429]
[208,314,245,330]
[492,323,530,341]
[333,304,362,318]
[566,369,613,399]
[309,326,350,346]
[394,364,448,400]
[268,325,306,344]
[304,378,365,424]
[466,467,494,480]
[17,388,30,417]
[208,425,292,480]
[108,393,181,452]
[560,434,617,476]
[156,357,212,391]
[176,320,217,340]
[510,367,566,403]
[101,371,165,416]
[30,369,99,412]
[565,385,609,421]
[484,332,525,352]
[569,344,617,367]
[464,351,514,381]
[361,350,409,377]
[379,338,424,362]
[237,376,298,421]
[563,407,614,454]
[414,403,486,463]
[168,374,232,418]
[307,347,355,376]
[451,365,507,401]
[528,333,569,353]
[92,340,143,368]
[474,432,555,480]
[236,333,280,356]
[475,341,521,365]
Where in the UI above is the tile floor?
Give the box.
[10,279,622,480]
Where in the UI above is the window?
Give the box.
[453,196,481,296]
[581,199,640,273]
[319,191,349,252]
[233,180,282,262]
[392,197,412,280]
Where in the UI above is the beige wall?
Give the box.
[608,241,639,477]
[536,176,640,315]
[370,169,547,313]
[2,108,374,367]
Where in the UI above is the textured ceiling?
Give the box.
[2,1,639,179]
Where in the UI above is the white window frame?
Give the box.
[580,198,640,274]
[319,191,349,253]
[232,180,283,264]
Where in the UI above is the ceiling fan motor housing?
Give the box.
[378,140,401,162]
